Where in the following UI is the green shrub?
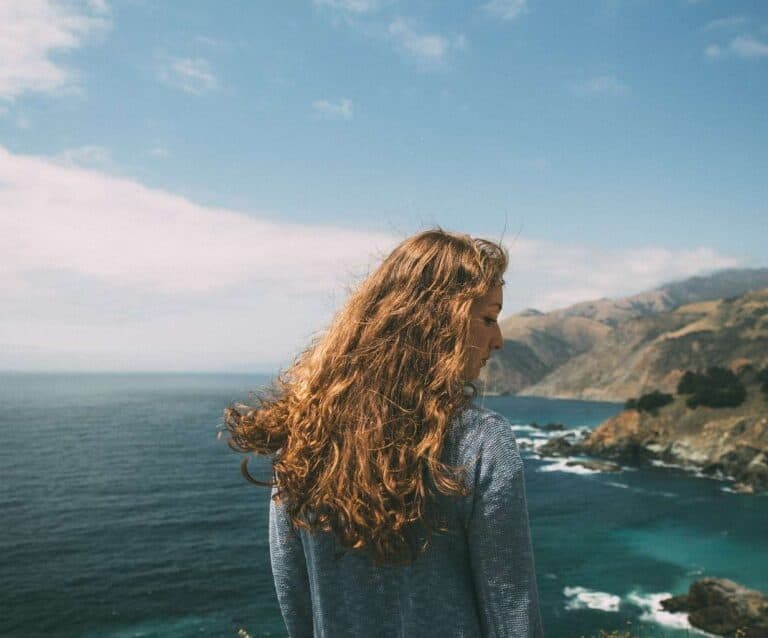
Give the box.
[636,390,674,413]
[625,390,673,414]
[758,367,768,396]
[677,366,746,409]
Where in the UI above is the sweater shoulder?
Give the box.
[444,405,519,464]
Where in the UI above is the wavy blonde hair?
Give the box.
[224,228,508,566]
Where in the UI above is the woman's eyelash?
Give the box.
[484,317,497,325]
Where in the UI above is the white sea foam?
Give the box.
[650,459,685,469]
[625,591,717,636]
[604,481,676,498]
[650,459,735,485]
[537,458,604,475]
[563,586,621,612]
[564,587,721,635]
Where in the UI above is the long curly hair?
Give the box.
[224,228,508,566]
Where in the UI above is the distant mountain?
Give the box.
[482,268,768,398]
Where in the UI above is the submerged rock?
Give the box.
[530,421,565,431]
[537,436,577,457]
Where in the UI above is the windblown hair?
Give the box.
[224,228,508,566]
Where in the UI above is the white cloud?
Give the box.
[0,0,110,100]
[569,74,629,96]
[705,44,724,59]
[706,35,768,60]
[388,18,464,66]
[148,146,171,158]
[312,98,353,120]
[482,0,528,21]
[313,0,382,13]
[503,238,744,313]
[157,57,219,94]
[730,35,768,58]
[0,144,397,371]
[0,146,745,371]
[87,0,110,15]
[703,15,747,31]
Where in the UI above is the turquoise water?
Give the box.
[1,373,765,638]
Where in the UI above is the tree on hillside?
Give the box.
[625,390,674,415]
[677,366,747,409]
[758,367,768,399]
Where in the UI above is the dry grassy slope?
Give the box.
[514,288,768,401]
[486,269,768,397]
[485,314,613,393]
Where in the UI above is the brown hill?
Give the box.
[484,268,768,399]
[517,288,768,401]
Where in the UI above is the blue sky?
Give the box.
[1,0,767,372]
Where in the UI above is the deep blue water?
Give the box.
[1,373,766,638]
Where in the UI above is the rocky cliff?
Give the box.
[541,378,768,493]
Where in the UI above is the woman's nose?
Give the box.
[492,326,503,350]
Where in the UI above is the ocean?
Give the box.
[1,373,766,638]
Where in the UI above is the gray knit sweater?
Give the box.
[268,405,545,637]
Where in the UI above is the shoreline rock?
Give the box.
[571,390,768,494]
[661,578,768,637]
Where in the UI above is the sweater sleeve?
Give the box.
[268,486,314,638]
[464,413,545,638]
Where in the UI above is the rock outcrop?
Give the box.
[574,388,768,493]
[661,578,768,637]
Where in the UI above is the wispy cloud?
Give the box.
[87,0,110,15]
[148,146,171,158]
[0,0,110,101]
[312,4,463,70]
[482,0,528,21]
[313,0,382,14]
[731,35,768,58]
[312,98,354,120]
[568,74,629,96]
[388,18,465,67]
[706,35,768,59]
[54,145,112,168]
[702,15,747,32]
[157,57,219,94]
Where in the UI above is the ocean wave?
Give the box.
[537,458,601,475]
[563,586,621,612]
[625,591,718,636]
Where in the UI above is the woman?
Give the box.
[225,228,544,637]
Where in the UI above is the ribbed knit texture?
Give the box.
[268,405,545,637]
